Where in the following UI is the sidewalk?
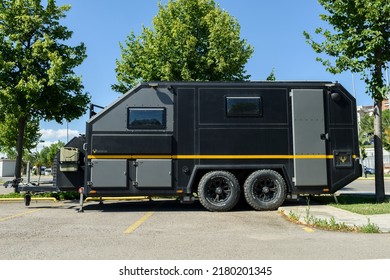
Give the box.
[279,203,390,233]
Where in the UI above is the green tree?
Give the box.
[359,113,373,146]
[0,113,41,159]
[383,110,390,152]
[360,111,390,153]
[46,140,64,168]
[304,0,390,202]
[23,141,63,184]
[0,0,90,183]
[112,0,254,93]
[266,68,276,81]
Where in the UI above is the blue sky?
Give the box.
[38,0,377,149]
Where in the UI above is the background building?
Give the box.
[0,159,16,177]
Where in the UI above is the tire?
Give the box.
[198,170,240,212]
[244,169,287,211]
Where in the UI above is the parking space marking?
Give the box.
[303,226,316,233]
[124,202,163,234]
[124,211,155,234]
[0,203,64,222]
[0,209,43,222]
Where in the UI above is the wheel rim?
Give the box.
[205,176,232,204]
[252,176,279,202]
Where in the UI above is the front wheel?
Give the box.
[244,169,287,211]
[198,171,240,212]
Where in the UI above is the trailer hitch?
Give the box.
[3,178,32,206]
[3,178,22,189]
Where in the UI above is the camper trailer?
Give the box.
[54,81,361,211]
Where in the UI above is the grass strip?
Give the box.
[312,195,390,215]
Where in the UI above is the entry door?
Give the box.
[291,89,328,186]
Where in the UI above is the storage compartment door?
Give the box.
[135,159,172,188]
[291,89,328,186]
[91,159,127,188]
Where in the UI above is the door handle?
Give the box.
[320,133,329,140]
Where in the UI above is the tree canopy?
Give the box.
[360,110,390,152]
[0,0,90,179]
[112,0,254,93]
[304,0,390,100]
[266,68,276,81]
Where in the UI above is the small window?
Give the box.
[128,108,166,129]
[226,97,262,117]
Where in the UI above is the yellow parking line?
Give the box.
[303,226,316,233]
[124,202,163,234]
[124,211,155,234]
[0,203,64,222]
[0,209,43,222]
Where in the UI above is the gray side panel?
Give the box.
[292,89,327,186]
[136,159,172,188]
[91,159,127,188]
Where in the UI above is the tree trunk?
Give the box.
[13,116,27,193]
[373,99,385,203]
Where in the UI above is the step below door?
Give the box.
[291,89,328,186]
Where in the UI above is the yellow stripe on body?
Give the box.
[88,154,338,160]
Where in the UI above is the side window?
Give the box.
[226,97,262,117]
[128,108,166,129]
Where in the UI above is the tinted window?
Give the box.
[226,97,262,117]
[128,108,166,129]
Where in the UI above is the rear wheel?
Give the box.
[198,171,240,212]
[244,169,287,211]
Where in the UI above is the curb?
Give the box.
[357,177,390,180]
[279,205,390,233]
[0,197,57,202]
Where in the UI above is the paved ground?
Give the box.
[1,198,390,260]
[1,176,390,233]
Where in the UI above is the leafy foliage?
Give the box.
[266,68,276,81]
[0,113,41,158]
[0,0,90,177]
[0,0,90,121]
[112,0,254,93]
[359,110,390,152]
[304,0,390,100]
[39,141,64,168]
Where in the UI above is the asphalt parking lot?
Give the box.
[1,196,390,260]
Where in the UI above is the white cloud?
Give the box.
[40,128,80,142]
[35,128,81,152]
[36,140,56,151]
